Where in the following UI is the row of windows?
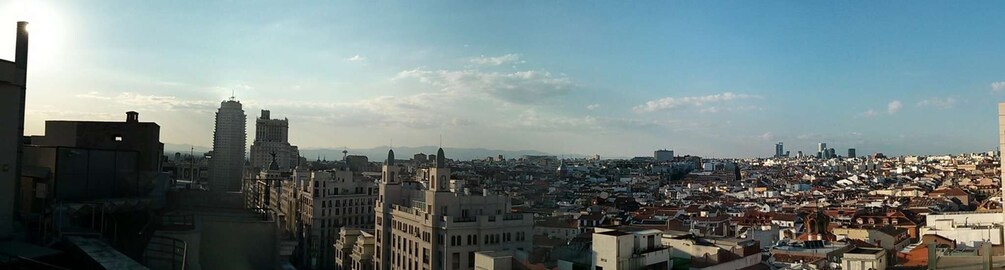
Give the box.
[321,197,375,208]
[318,215,374,228]
[320,206,373,217]
[446,232,525,246]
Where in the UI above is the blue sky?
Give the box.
[2,0,1005,158]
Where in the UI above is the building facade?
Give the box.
[209,99,246,192]
[592,227,672,270]
[250,110,300,171]
[0,21,27,238]
[375,148,534,270]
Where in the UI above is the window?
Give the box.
[113,136,123,142]
[451,253,460,270]
[468,252,475,268]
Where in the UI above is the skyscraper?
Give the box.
[774,142,784,158]
[818,142,827,153]
[848,148,856,158]
[209,98,246,192]
[249,110,300,170]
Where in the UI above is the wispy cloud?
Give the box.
[858,100,903,117]
[887,100,902,114]
[470,54,524,66]
[76,92,217,111]
[633,92,762,113]
[858,109,879,118]
[345,54,366,62]
[395,68,572,104]
[993,81,1005,92]
[916,97,957,109]
[586,104,601,110]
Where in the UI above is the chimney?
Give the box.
[15,22,28,69]
[126,111,139,123]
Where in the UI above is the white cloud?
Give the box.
[586,104,601,110]
[470,54,524,66]
[76,92,216,111]
[395,68,572,104]
[759,132,775,141]
[887,100,902,114]
[633,92,762,113]
[858,109,879,118]
[916,97,957,109]
[993,81,1005,92]
[346,54,366,62]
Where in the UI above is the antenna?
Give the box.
[439,134,442,148]
[231,89,235,100]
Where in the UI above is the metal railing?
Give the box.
[0,251,71,270]
[143,235,188,270]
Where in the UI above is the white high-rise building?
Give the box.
[250,109,300,171]
[209,98,246,192]
[374,148,533,270]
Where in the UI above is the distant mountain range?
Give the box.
[164,143,575,161]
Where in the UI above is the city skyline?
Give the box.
[4,1,1005,158]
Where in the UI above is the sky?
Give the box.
[2,1,1005,158]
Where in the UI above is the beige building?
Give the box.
[243,155,377,269]
[375,148,534,270]
[592,227,672,270]
[249,109,299,170]
[306,169,377,269]
[1000,102,1005,217]
[841,247,887,270]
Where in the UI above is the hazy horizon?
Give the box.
[5,1,1005,158]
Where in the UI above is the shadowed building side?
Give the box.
[0,21,29,239]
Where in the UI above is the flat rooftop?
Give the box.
[849,247,883,254]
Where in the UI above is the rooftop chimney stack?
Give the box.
[15,22,28,69]
[126,111,139,123]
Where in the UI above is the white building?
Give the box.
[209,98,247,192]
[250,109,300,170]
[375,148,534,270]
[592,227,672,270]
[841,247,887,270]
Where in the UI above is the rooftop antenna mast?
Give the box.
[439,134,442,148]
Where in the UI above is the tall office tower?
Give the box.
[818,143,827,153]
[999,103,1005,217]
[654,149,673,162]
[774,142,784,158]
[828,148,836,159]
[848,148,857,158]
[375,148,533,270]
[209,98,247,192]
[0,22,28,238]
[250,110,300,171]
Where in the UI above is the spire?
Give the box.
[386,149,395,165]
[268,152,280,171]
[436,148,446,168]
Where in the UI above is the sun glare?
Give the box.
[2,0,67,68]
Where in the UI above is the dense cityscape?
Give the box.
[5,2,1005,270]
